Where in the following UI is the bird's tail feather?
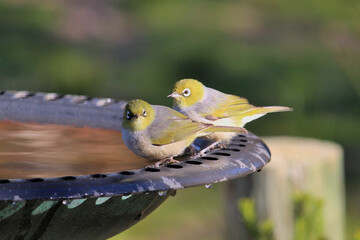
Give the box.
[249,106,293,114]
[238,106,292,126]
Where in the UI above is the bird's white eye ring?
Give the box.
[126,111,131,120]
[183,88,191,97]
[142,109,147,117]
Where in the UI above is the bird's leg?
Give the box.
[199,141,221,155]
[168,157,180,164]
[152,156,180,167]
[192,141,221,158]
[189,144,201,155]
[218,143,226,149]
[182,144,199,156]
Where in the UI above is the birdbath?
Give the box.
[0,90,271,240]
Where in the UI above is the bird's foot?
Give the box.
[218,143,226,149]
[168,157,180,165]
[151,156,180,168]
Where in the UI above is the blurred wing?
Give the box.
[148,106,205,145]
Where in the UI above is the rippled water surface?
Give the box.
[0,121,149,179]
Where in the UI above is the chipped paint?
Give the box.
[249,152,267,165]
[235,160,248,169]
[255,144,271,158]
[161,177,183,189]
[13,195,23,201]
[137,185,145,192]
[93,191,102,197]
[249,163,257,171]
[218,177,228,182]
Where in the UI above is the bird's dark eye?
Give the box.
[142,109,147,117]
[183,88,191,97]
[126,111,131,120]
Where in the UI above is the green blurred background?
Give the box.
[1,0,359,239]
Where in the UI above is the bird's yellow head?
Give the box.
[168,79,205,108]
[122,99,155,131]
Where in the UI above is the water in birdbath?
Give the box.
[0,121,149,179]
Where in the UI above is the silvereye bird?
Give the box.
[121,99,247,166]
[168,79,292,154]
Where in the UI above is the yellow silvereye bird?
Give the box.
[121,99,247,166]
[168,79,292,154]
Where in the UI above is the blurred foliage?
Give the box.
[239,194,326,240]
[238,198,274,240]
[293,193,326,240]
[354,227,360,240]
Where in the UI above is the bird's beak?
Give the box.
[167,92,180,98]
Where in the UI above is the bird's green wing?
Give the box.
[148,106,205,146]
[205,95,291,120]
[148,105,249,145]
[205,95,253,119]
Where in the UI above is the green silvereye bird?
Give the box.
[121,99,247,165]
[168,79,292,154]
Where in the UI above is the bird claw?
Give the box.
[218,144,226,149]
[168,159,180,165]
[151,156,179,168]
[191,152,204,159]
